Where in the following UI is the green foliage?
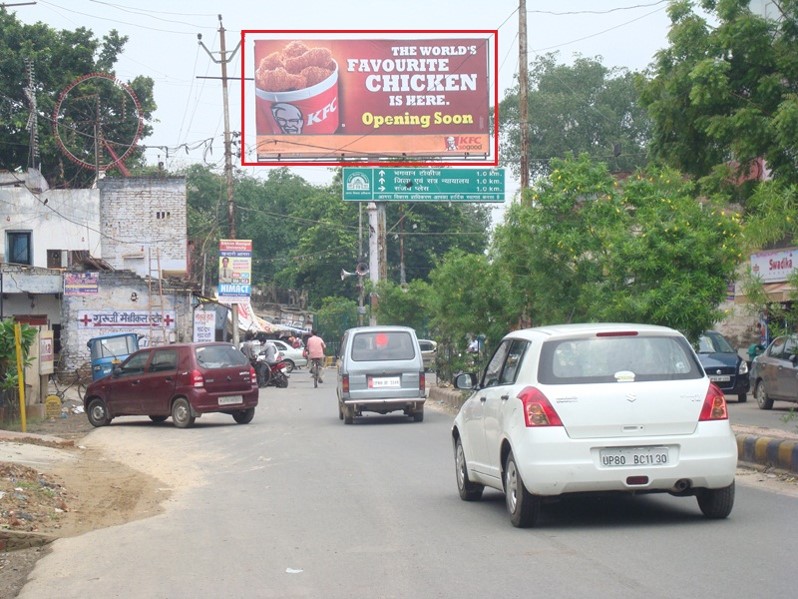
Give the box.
[0,320,37,392]
[0,10,156,188]
[374,280,430,334]
[641,0,798,188]
[492,155,742,341]
[501,53,651,180]
[312,297,359,349]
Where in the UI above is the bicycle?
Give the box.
[309,357,323,388]
[50,363,92,402]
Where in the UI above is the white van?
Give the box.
[336,326,426,424]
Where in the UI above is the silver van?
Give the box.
[336,326,426,424]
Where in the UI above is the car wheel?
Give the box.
[232,407,255,424]
[737,392,747,403]
[755,381,774,410]
[455,437,483,501]
[344,404,354,425]
[283,360,295,373]
[696,481,735,519]
[86,398,110,427]
[338,402,343,420]
[171,397,195,428]
[504,452,541,528]
[149,415,168,423]
[413,407,424,422]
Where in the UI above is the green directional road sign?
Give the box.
[342,167,505,202]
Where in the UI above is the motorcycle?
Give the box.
[255,351,290,388]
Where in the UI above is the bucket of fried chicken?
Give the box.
[255,41,339,135]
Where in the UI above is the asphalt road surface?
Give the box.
[19,369,798,598]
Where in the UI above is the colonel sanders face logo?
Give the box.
[271,102,304,134]
[445,136,457,151]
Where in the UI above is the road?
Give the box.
[727,392,798,434]
[19,370,798,598]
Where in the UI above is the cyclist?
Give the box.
[305,330,326,384]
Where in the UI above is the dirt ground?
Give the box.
[0,410,166,598]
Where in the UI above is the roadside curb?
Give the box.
[737,434,798,475]
[429,387,798,475]
[0,429,75,449]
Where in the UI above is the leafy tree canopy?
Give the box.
[0,9,156,188]
[500,52,651,180]
[640,0,798,188]
[492,154,742,341]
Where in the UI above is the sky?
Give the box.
[10,0,675,194]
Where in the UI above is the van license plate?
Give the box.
[369,376,401,389]
[219,395,243,406]
[600,446,669,467]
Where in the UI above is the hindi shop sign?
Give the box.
[245,34,495,165]
[193,309,217,343]
[77,310,176,329]
[218,239,252,303]
[342,167,505,202]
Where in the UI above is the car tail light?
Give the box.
[518,386,563,427]
[249,366,257,384]
[342,374,349,394]
[419,371,425,393]
[189,369,205,388]
[699,383,728,421]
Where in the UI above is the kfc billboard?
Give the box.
[242,32,497,166]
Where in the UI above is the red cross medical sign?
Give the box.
[77,310,177,329]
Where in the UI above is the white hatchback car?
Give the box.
[452,323,737,528]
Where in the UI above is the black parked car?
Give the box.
[696,330,750,403]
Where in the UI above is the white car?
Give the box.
[271,339,307,372]
[452,323,737,528]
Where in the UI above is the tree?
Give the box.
[640,0,798,188]
[492,155,742,341]
[500,53,650,180]
[0,10,156,188]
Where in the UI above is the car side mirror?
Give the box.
[453,372,478,390]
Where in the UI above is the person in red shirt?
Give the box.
[305,330,326,383]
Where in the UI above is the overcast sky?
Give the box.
[12,0,674,189]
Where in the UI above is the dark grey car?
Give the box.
[750,335,798,410]
[336,326,426,424]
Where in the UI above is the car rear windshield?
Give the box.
[195,344,249,369]
[538,334,703,384]
[351,331,417,361]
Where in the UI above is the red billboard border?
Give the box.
[240,29,499,168]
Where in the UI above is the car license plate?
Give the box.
[369,376,401,389]
[600,446,669,468]
[709,375,730,382]
[218,395,243,406]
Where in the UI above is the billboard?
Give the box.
[242,31,497,166]
[218,239,252,302]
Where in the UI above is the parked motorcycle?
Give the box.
[255,351,290,388]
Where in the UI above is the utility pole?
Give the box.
[198,15,242,344]
[198,15,240,238]
[519,0,530,196]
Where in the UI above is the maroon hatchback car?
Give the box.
[83,342,259,428]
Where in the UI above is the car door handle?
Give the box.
[479,396,487,402]
[501,394,509,400]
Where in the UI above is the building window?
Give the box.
[7,231,32,265]
[156,211,171,219]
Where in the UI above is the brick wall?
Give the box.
[98,177,187,278]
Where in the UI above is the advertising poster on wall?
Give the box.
[243,32,496,166]
[218,239,252,303]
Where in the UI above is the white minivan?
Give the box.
[336,326,426,424]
